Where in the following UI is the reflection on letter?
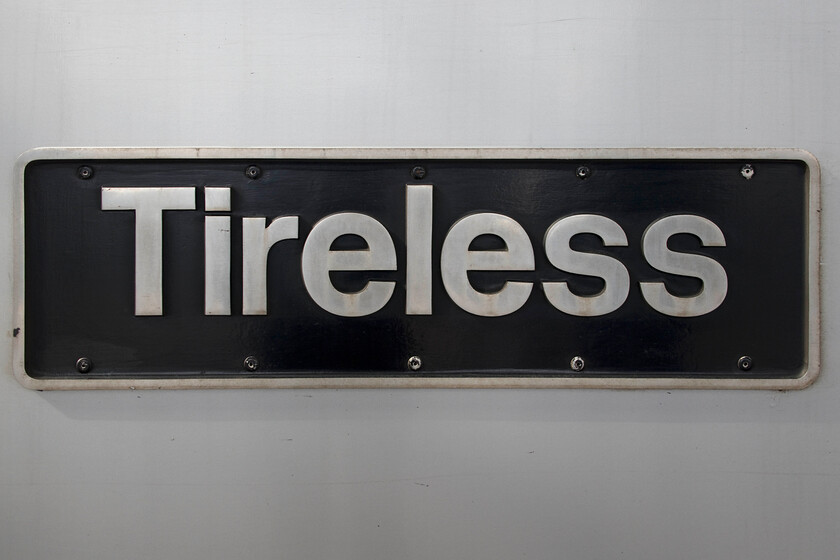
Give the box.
[406,184,433,315]
[101,187,195,316]
[205,216,231,315]
[543,214,629,316]
[301,213,397,317]
[242,216,300,315]
[440,213,534,317]
[641,214,727,317]
[204,187,231,315]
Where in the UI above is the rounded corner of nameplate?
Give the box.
[790,148,820,171]
[791,363,820,390]
[12,366,46,391]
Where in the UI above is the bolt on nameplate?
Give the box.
[12,148,820,390]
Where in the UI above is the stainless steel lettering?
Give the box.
[203,186,231,212]
[640,215,728,317]
[301,213,397,317]
[101,186,729,319]
[440,213,535,317]
[101,187,196,316]
[543,214,630,316]
[242,216,300,315]
[405,184,433,315]
[204,187,232,315]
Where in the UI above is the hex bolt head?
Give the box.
[77,166,93,180]
[738,356,753,371]
[411,166,426,180]
[407,356,422,371]
[741,164,754,180]
[243,356,259,371]
[245,165,262,179]
[570,356,585,372]
[75,357,92,373]
[576,166,591,180]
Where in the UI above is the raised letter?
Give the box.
[242,216,300,315]
[440,213,534,317]
[101,187,195,316]
[543,214,630,316]
[301,213,397,317]
[406,184,433,315]
[641,215,728,317]
[204,187,231,315]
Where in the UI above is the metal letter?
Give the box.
[301,213,397,317]
[204,186,231,212]
[440,213,534,317]
[205,217,231,315]
[101,187,196,316]
[406,184,433,315]
[543,214,630,316]
[204,188,231,315]
[242,216,300,315]
[640,214,728,317]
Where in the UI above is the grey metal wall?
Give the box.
[2,1,838,558]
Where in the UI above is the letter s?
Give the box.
[640,215,727,317]
[542,214,630,316]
